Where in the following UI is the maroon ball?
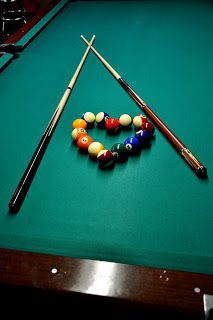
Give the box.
[141,122,155,135]
[97,150,115,169]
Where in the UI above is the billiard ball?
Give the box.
[111,143,128,162]
[77,135,93,152]
[95,112,110,127]
[124,136,140,153]
[72,118,87,129]
[119,114,132,129]
[88,142,105,159]
[105,117,121,134]
[141,122,155,135]
[81,111,96,127]
[133,115,147,129]
[97,149,115,169]
[71,127,87,142]
[135,130,151,147]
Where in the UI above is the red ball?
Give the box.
[133,114,147,129]
[141,122,155,135]
[105,117,120,134]
[97,150,115,169]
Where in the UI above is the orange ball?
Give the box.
[72,118,87,129]
[72,128,87,142]
[77,135,93,151]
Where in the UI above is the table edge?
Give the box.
[0,0,71,70]
[0,247,212,317]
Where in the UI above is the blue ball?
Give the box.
[124,136,140,153]
[81,111,95,127]
[135,130,151,146]
[95,112,110,127]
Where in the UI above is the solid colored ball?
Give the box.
[105,117,121,134]
[119,114,132,129]
[95,112,110,127]
[72,118,87,129]
[88,142,105,158]
[141,122,155,135]
[135,130,151,147]
[97,149,115,169]
[111,143,128,162]
[124,136,140,153]
[77,135,93,151]
[81,111,95,127]
[72,127,87,142]
[133,115,147,129]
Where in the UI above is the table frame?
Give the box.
[0,247,213,318]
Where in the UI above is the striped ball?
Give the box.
[95,112,110,127]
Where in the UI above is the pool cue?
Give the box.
[8,35,95,213]
[81,35,207,178]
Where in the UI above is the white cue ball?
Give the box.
[119,114,132,127]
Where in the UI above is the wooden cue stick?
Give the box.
[9,35,95,213]
[81,35,207,178]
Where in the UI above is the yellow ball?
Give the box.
[72,118,87,129]
[88,142,105,158]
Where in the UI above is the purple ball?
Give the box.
[135,130,151,146]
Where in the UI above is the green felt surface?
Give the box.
[0,1,213,274]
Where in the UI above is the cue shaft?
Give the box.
[81,35,207,178]
[9,35,95,213]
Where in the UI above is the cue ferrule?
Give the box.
[180,148,207,178]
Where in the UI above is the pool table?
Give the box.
[0,0,213,318]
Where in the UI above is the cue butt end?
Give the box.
[180,148,207,179]
[196,166,208,179]
[8,203,20,214]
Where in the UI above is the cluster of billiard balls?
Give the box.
[71,111,155,169]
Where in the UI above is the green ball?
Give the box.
[111,143,128,162]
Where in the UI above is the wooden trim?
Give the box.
[0,247,212,317]
[4,0,62,45]
[0,0,70,62]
